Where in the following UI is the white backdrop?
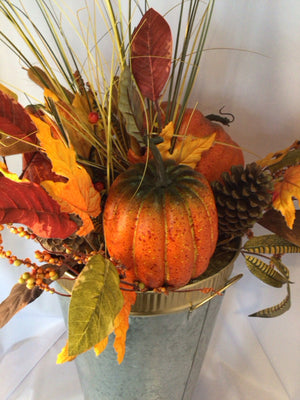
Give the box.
[0,1,299,399]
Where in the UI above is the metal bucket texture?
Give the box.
[58,247,241,400]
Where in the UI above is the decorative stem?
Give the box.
[147,137,170,188]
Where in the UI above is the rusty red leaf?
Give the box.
[22,151,68,184]
[131,8,172,101]
[0,91,37,155]
[0,175,78,238]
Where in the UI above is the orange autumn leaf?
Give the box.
[44,89,93,159]
[157,121,216,168]
[56,341,77,364]
[30,114,101,236]
[113,271,137,364]
[94,336,109,357]
[273,165,300,229]
[58,335,109,363]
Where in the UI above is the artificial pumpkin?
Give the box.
[103,159,218,288]
[176,108,244,182]
[159,104,244,182]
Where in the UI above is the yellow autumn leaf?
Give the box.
[273,165,300,228]
[0,162,28,182]
[44,88,59,102]
[44,89,93,159]
[56,341,77,364]
[257,141,300,168]
[157,121,216,168]
[94,336,109,357]
[30,114,101,236]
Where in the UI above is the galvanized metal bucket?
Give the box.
[58,248,241,400]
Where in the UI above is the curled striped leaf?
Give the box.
[270,256,290,281]
[245,255,287,287]
[244,234,300,254]
[249,284,291,318]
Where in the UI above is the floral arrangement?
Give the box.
[0,0,299,365]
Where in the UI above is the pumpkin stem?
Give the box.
[147,137,170,187]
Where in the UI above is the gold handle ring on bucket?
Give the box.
[188,273,243,313]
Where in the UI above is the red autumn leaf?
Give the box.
[0,90,37,155]
[22,151,68,184]
[0,175,78,238]
[131,8,172,101]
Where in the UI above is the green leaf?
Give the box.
[245,255,287,287]
[244,234,300,254]
[68,255,123,356]
[268,148,300,173]
[249,284,291,318]
[119,65,144,142]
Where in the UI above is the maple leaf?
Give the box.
[44,89,92,159]
[22,151,68,184]
[30,115,101,236]
[0,89,37,156]
[157,122,216,168]
[272,165,300,229]
[113,270,137,364]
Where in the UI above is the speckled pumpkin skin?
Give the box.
[103,160,218,288]
[177,108,244,183]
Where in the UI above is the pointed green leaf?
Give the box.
[119,65,144,141]
[249,284,291,318]
[245,255,286,287]
[68,255,123,356]
[244,234,300,254]
[268,148,300,173]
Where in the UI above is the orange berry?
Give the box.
[35,278,43,285]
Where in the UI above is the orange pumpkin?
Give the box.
[160,104,244,182]
[103,160,218,288]
[177,108,244,182]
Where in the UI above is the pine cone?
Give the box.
[212,163,274,238]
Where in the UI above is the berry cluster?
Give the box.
[0,224,60,292]
[0,224,105,295]
[18,266,58,291]
[7,225,36,240]
[34,249,63,267]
